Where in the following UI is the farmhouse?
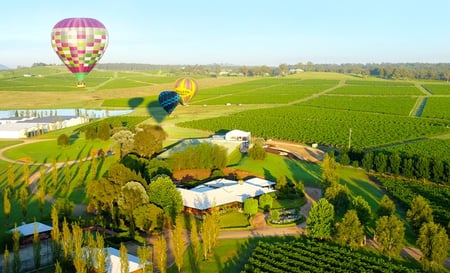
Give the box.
[0,115,88,139]
[178,177,275,214]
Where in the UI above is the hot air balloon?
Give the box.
[174,77,199,105]
[51,18,108,87]
[158,91,180,114]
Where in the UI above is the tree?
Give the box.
[3,189,11,222]
[324,184,350,217]
[189,215,201,267]
[118,181,149,238]
[402,158,414,178]
[18,185,29,218]
[12,226,21,273]
[375,215,404,260]
[172,217,185,272]
[321,153,339,188]
[112,130,134,158]
[3,247,10,273]
[33,223,41,271]
[415,156,430,180]
[339,152,350,166]
[120,243,129,273]
[351,196,372,225]
[143,158,172,182]
[374,153,387,173]
[137,244,153,273]
[133,124,167,158]
[336,210,364,250]
[155,235,167,273]
[50,205,61,263]
[53,198,75,219]
[248,142,266,160]
[432,157,444,182]
[362,152,374,171]
[57,133,70,146]
[258,193,273,212]
[417,222,449,270]
[148,175,183,223]
[389,151,401,175]
[306,198,335,240]
[72,223,87,273]
[275,175,288,192]
[243,198,258,216]
[406,195,433,233]
[97,121,111,141]
[377,195,395,218]
[85,124,97,140]
[133,203,164,234]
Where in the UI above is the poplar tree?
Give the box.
[72,223,86,273]
[155,235,167,273]
[52,160,58,188]
[337,210,364,250]
[18,186,29,218]
[50,205,61,263]
[23,163,30,185]
[172,217,185,272]
[120,243,129,273]
[189,216,201,267]
[3,189,11,222]
[3,247,10,273]
[33,223,41,271]
[12,227,21,273]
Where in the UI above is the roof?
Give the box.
[178,178,275,210]
[225,129,250,137]
[106,247,141,273]
[245,177,276,187]
[10,222,52,236]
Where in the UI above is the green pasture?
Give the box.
[345,80,415,86]
[301,95,418,116]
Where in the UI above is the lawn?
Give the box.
[219,211,250,229]
[3,138,114,163]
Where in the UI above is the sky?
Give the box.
[1,0,450,68]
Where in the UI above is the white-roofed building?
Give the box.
[178,177,275,214]
[105,247,143,273]
[225,129,251,142]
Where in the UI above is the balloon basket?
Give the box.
[76,82,86,88]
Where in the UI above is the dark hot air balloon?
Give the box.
[51,18,109,87]
[158,91,180,114]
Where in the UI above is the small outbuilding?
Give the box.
[225,129,251,142]
[9,222,53,244]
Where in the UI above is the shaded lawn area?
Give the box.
[3,138,114,163]
[167,236,299,273]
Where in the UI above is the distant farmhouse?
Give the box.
[0,115,88,139]
[178,177,275,214]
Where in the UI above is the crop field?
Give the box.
[329,84,423,95]
[301,95,417,115]
[380,138,450,161]
[191,79,339,105]
[422,83,450,95]
[179,105,450,149]
[421,97,450,119]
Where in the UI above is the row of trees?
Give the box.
[340,149,450,184]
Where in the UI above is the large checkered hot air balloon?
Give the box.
[174,77,199,105]
[51,18,108,87]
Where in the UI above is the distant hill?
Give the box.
[0,64,9,70]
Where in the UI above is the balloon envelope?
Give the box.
[51,18,108,85]
[174,77,199,104]
[158,91,180,114]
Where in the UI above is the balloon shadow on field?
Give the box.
[147,100,169,123]
[128,97,144,109]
